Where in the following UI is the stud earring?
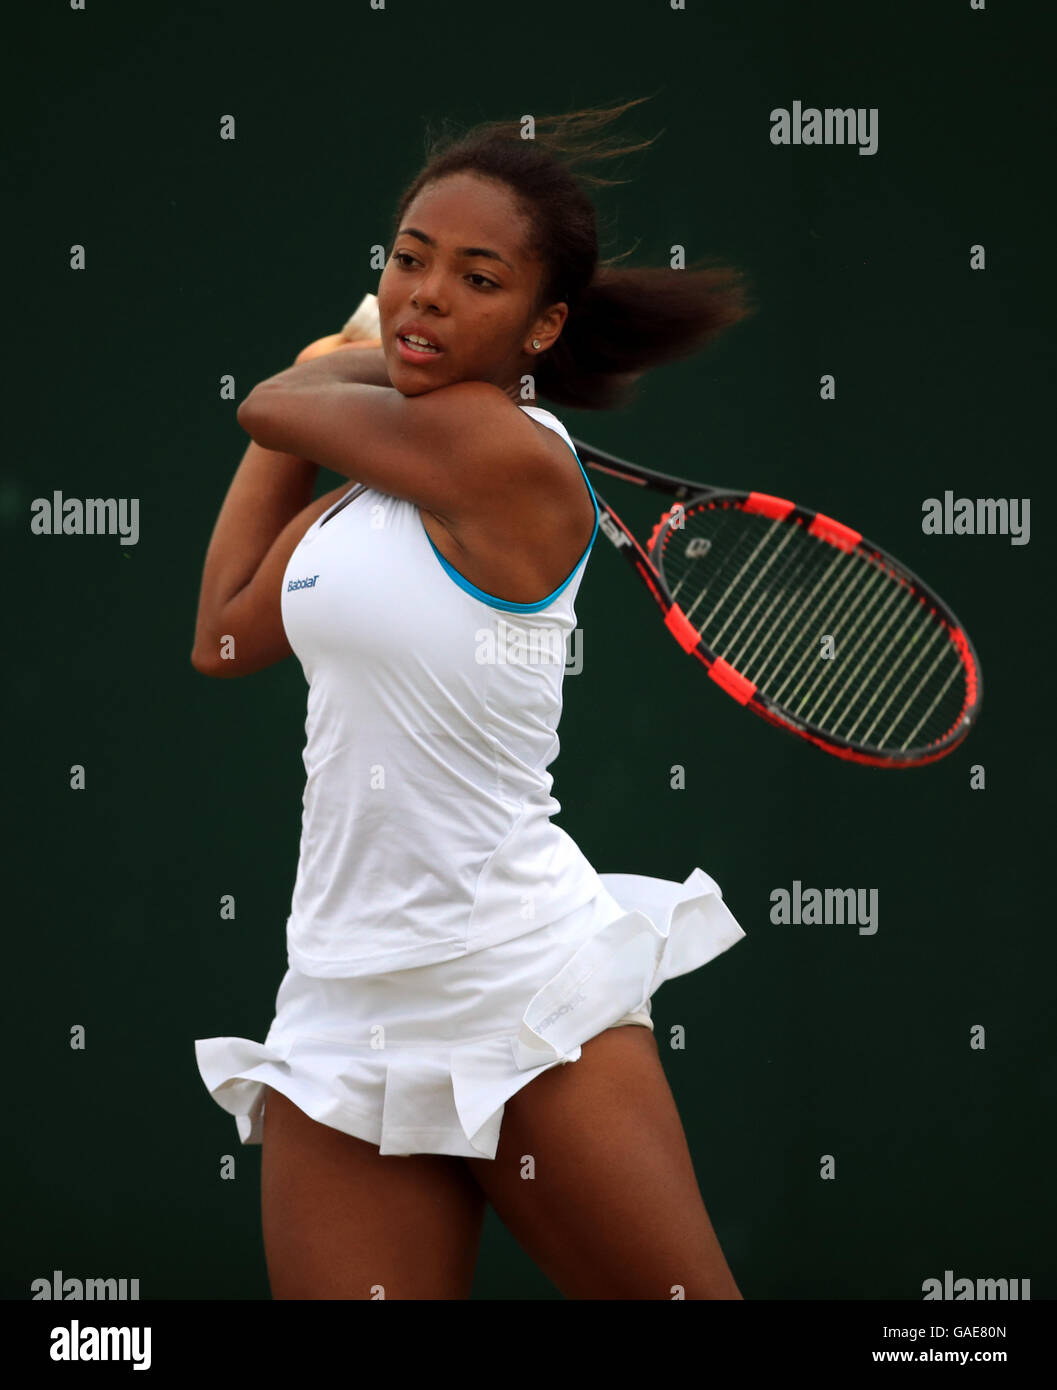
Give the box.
[532,339,541,349]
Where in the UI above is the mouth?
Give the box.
[395,332,445,363]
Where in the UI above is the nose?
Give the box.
[411,273,447,315]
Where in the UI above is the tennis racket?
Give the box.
[339,294,982,769]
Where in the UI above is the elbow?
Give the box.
[191,638,257,680]
[191,633,234,679]
[236,391,261,436]
[191,646,221,678]
[191,653,243,680]
[191,620,217,676]
[237,387,279,448]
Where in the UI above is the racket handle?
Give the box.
[340,293,381,342]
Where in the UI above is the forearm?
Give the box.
[250,345,393,397]
[193,339,392,662]
[192,439,319,650]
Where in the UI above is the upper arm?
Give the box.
[192,480,357,679]
[236,379,551,525]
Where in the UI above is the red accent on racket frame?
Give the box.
[949,626,979,707]
[708,657,757,705]
[664,603,703,653]
[648,506,689,552]
[808,513,862,550]
[743,492,795,520]
[647,512,672,552]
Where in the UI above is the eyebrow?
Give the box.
[396,226,515,272]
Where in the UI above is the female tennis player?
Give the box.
[193,98,755,1300]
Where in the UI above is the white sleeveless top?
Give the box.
[278,404,604,977]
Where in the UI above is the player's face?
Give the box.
[378,172,567,398]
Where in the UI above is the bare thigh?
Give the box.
[464,1025,743,1300]
[260,1085,486,1299]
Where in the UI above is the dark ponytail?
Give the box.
[389,96,757,410]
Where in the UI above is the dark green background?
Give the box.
[6,0,1054,1301]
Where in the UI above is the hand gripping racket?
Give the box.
[340,294,982,768]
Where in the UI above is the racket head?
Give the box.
[642,488,981,767]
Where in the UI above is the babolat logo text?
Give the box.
[30,492,139,546]
[769,880,878,935]
[770,101,878,156]
[921,1271,1030,1301]
[287,574,320,591]
[599,513,630,547]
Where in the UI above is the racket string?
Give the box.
[895,660,965,751]
[806,585,922,729]
[725,548,823,671]
[686,519,792,639]
[739,553,840,684]
[793,571,916,721]
[667,504,744,607]
[769,555,890,706]
[858,626,949,746]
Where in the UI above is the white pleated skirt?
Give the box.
[194,867,746,1161]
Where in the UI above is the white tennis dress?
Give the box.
[194,403,746,1159]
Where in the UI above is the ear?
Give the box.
[532,300,569,351]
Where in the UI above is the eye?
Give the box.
[391,251,497,290]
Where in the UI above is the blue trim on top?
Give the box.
[419,410,600,614]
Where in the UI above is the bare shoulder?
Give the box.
[423,382,574,511]
[423,388,596,604]
[430,380,548,458]
[429,384,587,521]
